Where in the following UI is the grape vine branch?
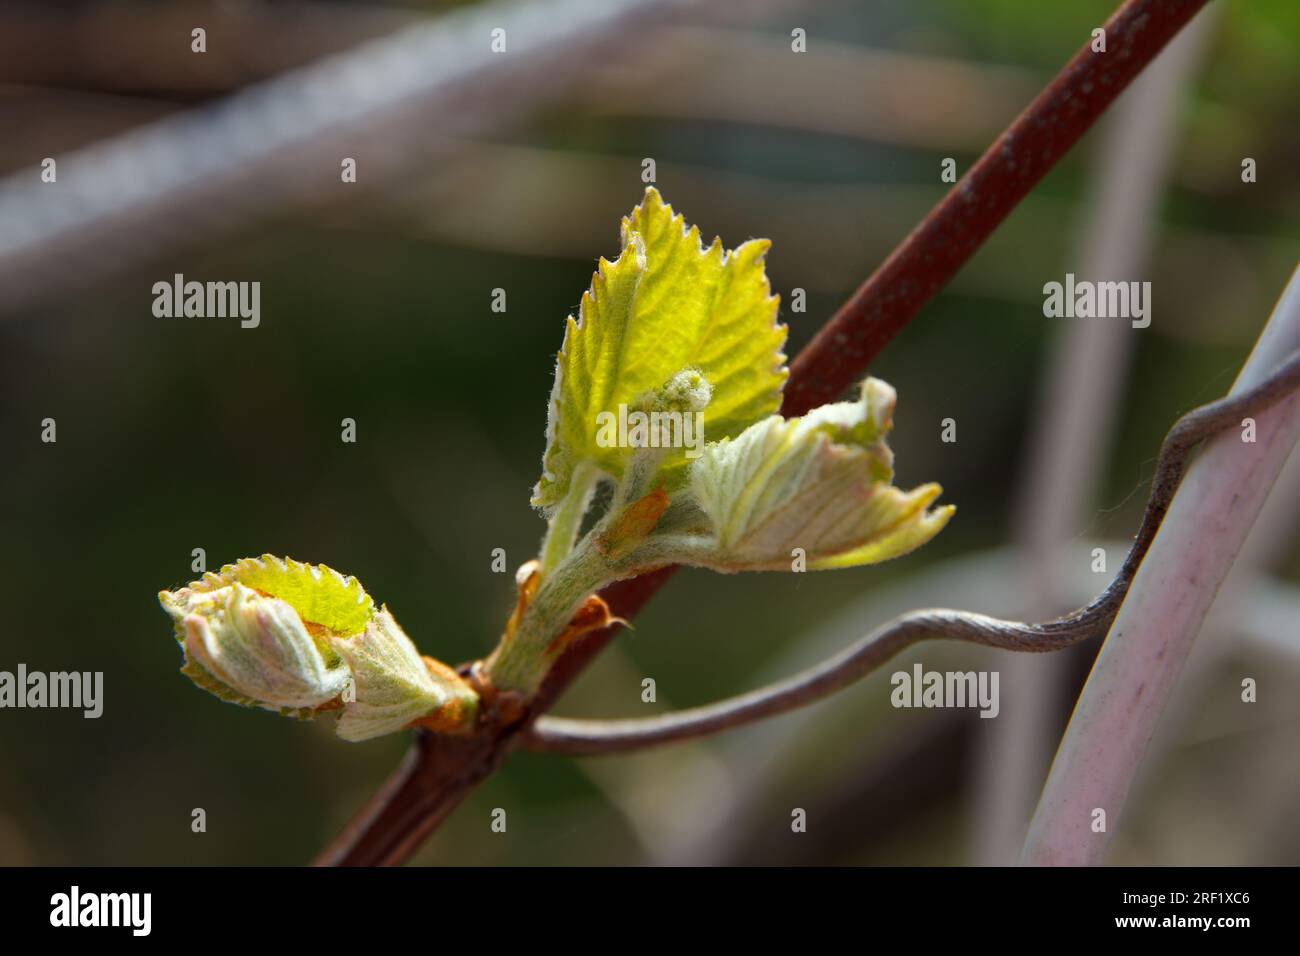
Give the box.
[315,0,1214,867]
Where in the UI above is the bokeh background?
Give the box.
[1,0,1298,865]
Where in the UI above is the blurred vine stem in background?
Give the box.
[317,0,1252,866]
[973,6,1218,865]
[1021,269,1300,865]
[0,0,702,313]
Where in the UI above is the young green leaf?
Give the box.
[674,379,954,571]
[188,554,374,637]
[533,187,788,512]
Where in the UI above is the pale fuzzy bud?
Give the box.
[161,582,349,711]
[331,609,477,742]
[683,376,953,571]
[647,368,713,414]
[159,555,477,738]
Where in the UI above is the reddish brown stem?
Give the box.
[314,727,513,867]
[315,569,673,865]
[784,0,1209,416]
[316,0,1211,866]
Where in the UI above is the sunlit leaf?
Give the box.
[533,187,788,511]
[686,378,954,571]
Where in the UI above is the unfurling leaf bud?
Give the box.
[683,377,953,571]
[159,555,477,739]
[161,581,350,711]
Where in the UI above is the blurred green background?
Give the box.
[1,0,1298,865]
